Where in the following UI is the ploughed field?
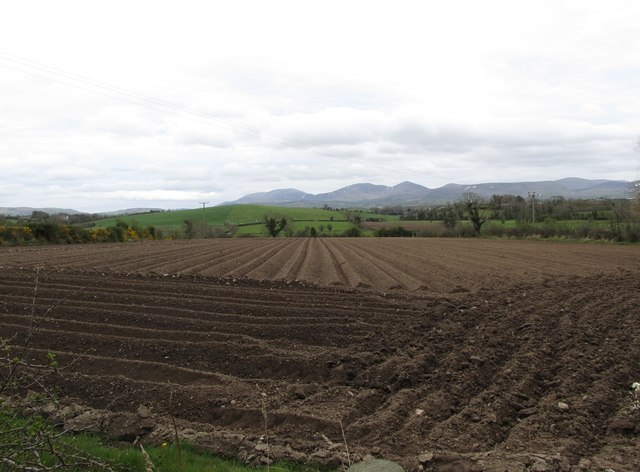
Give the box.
[1,239,640,470]
[1,238,639,292]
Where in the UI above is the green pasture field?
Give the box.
[234,219,356,236]
[93,205,384,230]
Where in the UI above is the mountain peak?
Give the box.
[393,181,429,191]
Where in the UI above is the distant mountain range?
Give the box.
[0,207,163,217]
[221,178,634,208]
[2,179,633,216]
[0,207,85,217]
[96,208,165,217]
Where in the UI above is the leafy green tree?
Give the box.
[30,211,49,221]
[27,222,58,242]
[375,226,414,237]
[264,217,287,237]
[344,227,361,237]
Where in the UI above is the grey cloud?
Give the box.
[265,108,388,148]
[82,105,166,137]
[216,61,395,112]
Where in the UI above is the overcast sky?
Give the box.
[1,1,639,212]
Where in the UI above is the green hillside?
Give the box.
[93,204,389,236]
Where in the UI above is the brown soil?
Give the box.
[1,239,639,470]
[1,238,638,293]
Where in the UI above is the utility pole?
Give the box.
[199,202,208,232]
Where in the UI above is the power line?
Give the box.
[0,51,452,184]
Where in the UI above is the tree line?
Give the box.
[375,195,631,223]
[371,192,640,242]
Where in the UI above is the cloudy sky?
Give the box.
[1,1,639,212]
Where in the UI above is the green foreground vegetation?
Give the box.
[0,410,321,472]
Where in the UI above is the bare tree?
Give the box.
[1,269,115,471]
[461,192,486,235]
[442,204,457,230]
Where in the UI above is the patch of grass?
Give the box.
[0,412,323,472]
[78,438,324,472]
[67,434,145,470]
[70,436,234,471]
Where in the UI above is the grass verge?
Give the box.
[0,410,324,472]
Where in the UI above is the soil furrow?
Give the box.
[2,241,639,470]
